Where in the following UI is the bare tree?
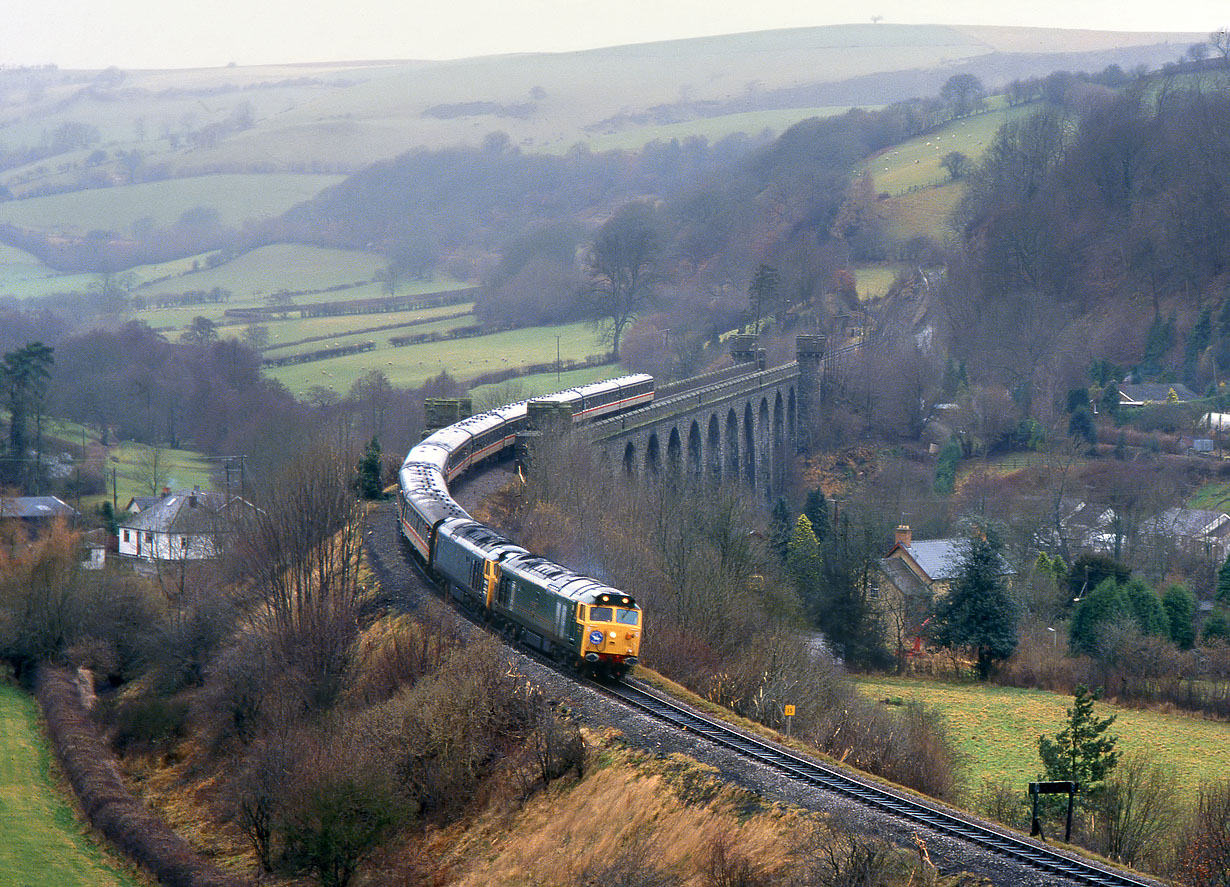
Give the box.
[585,202,661,360]
[231,446,367,710]
[135,444,168,496]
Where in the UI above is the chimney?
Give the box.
[894,525,912,548]
[161,486,170,497]
[189,485,199,507]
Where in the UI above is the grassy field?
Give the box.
[866,99,1030,197]
[856,676,1230,795]
[0,174,342,236]
[268,321,607,395]
[574,106,854,153]
[262,313,475,358]
[877,181,965,244]
[253,303,474,347]
[93,441,218,511]
[852,264,907,301]
[0,683,136,887]
[1187,481,1230,512]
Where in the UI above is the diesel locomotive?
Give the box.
[397,374,653,678]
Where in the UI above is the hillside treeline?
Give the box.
[948,85,1230,382]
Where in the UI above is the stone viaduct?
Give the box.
[575,335,829,499]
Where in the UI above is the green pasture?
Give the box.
[262,313,475,358]
[856,676,1230,796]
[253,303,475,348]
[573,107,854,153]
[0,683,136,887]
[1188,481,1230,512]
[134,244,386,299]
[878,180,965,244]
[868,100,1029,197]
[96,442,218,511]
[0,175,342,237]
[852,264,907,301]
[268,321,607,395]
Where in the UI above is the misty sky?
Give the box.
[6,0,1225,70]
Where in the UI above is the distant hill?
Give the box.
[0,24,1199,201]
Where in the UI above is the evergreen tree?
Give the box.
[747,264,780,335]
[1099,383,1122,422]
[786,515,823,604]
[802,487,829,542]
[1069,577,1167,656]
[1161,584,1196,650]
[1141,313,1175,378]
[1,341,55,489]
[1185,305,1213,382]
[98,501,118,536]
[1068,407,1096,447]
[1038,685,1120,798]
[768,496,793,561]
[1203,608,1230,644]
[934,435,961,494]
[933,529,1018,680]
[354,437,383,500]
[1217,552,1230,604]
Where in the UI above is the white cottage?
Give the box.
[117,489,247,561]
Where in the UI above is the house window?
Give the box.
[145,533,153,544]
[123,530,129,542]
[181,537,188,549]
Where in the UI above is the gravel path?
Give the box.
[364,469,1159,887]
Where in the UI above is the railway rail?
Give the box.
[600,679,1158,887]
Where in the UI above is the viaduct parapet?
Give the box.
[581,335,827,498]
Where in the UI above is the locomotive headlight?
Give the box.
[588,630,604,646]
[609,631,617,640]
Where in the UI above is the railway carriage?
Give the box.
[397,375,653,678]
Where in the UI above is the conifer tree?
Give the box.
[1217,552,1230,604]
[354,437,383,500]
[1038,684,1120,798]
[768,496,793,561]
[933,528,1017,679]
[786,515,823,604]
[802,487,829,542]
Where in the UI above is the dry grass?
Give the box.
[408,733,800,887]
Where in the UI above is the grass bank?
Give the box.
[856,675,1230,795]
[0,682,136,887]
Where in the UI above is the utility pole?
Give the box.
[555,335,561,385]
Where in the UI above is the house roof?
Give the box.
[1141,507,1229,538]
[124,495,164,513]
[886,535,1017,584]
[120,491,243,535]
[1117,382,1198,405]
[0,496,78,520]
[878,556,932,598]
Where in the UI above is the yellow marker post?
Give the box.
[783,704,795,738]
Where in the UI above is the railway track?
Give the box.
[371,494,1160,887]
[601,679,1158,887]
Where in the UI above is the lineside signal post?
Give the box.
[783,704,795,738]
[1028,781,1078,843]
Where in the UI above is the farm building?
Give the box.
[0,496,78,527]
[873,525,1016,656]
[117,488,251,561]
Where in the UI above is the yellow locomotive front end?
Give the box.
[579,593,641,677]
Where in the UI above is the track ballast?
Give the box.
[601,679,1157,887]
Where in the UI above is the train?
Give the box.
[397,373,654,678]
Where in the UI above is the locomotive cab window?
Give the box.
[589,606,613,623]
[615,608,639,626]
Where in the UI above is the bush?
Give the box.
[109,694,191,752]
[36,666,243,887]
